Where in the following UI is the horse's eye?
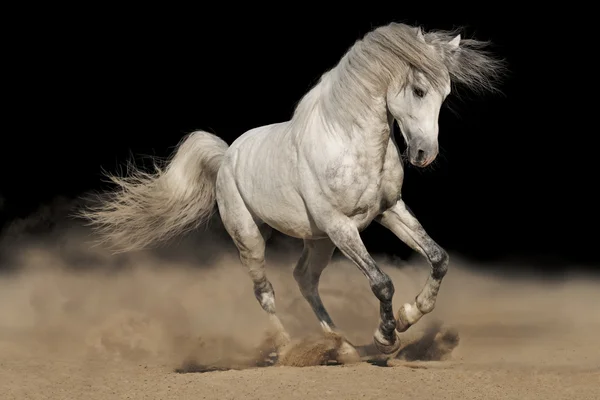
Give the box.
[413,87,425,98]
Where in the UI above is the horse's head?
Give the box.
[386,30,461,168]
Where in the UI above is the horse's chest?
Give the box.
[379,143,404,207]
[324,149,403,226]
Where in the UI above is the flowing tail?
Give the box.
[79,131,229,253]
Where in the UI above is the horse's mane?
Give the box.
[290,22,506,132]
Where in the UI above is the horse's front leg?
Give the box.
[375,200,449,332]
[324,218,401,355]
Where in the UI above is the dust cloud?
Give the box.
[1,197,599,374]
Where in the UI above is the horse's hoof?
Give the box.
[396,305,411,333]
[396,303,422,333]
[373,330,401,355]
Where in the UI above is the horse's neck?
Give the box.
[344,97,392,161]
[294,73,393,162]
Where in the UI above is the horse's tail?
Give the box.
[79,130,229,253]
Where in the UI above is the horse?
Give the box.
[80,22,505,358]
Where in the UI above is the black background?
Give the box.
[1,5,597,272]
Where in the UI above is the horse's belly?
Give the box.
[234,165,320,238]
[251,193,320,239]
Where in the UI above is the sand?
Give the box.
[0,208,598,399]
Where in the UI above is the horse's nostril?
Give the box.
[416,149,425,161]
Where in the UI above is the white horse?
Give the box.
[81,22,505,357]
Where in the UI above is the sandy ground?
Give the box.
[0,214,599,399]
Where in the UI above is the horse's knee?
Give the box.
[370,272,395,303]
[429,246,449,280]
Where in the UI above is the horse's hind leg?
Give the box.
[225,217,290,348]
[376,200,449,332]
[293,238,337,332]
[216,177,290,350]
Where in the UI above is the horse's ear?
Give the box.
[447,34,461,50]
[416,27,426,43]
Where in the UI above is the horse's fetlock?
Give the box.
[416,297,435,314]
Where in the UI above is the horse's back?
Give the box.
[223,122,295,178]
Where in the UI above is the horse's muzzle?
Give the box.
[409,146,437,167]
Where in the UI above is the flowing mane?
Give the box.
[291,22,506,131]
